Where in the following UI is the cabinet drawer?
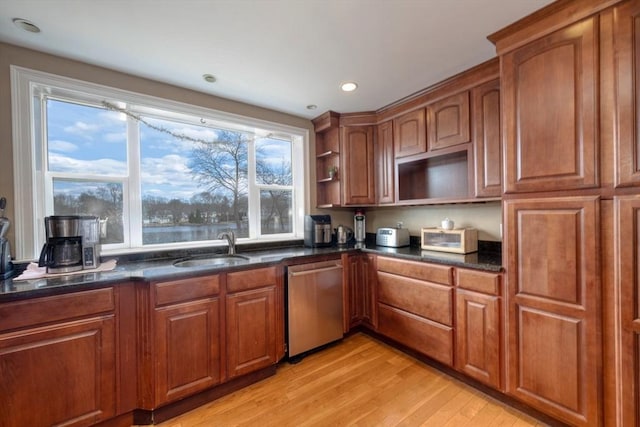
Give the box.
[378,271,453,326]
[227,267,277,293]
[154,275,220,306]
[456,269,501,295]
[377,257,452,285]
[0,287,115,331]
[378,303,453,366]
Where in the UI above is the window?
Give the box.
[11,66,307,260]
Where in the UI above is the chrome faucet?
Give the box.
[217,231,236,255]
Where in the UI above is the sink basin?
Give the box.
[173,255,250,268]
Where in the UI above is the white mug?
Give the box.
[441,218,454,230]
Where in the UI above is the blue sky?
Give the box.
[46,99,291,201]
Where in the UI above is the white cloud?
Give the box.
[48,153,127,175]
[48,140,78,153]
[103,132,127,143]
[64,121,100,137]
[140,154,204,200]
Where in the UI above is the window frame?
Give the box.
[10,65,308,261]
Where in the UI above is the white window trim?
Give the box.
[10,65,309,261]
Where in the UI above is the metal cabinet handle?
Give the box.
[288,265,342,277]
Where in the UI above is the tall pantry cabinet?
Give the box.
[612,1,640,426]
[489,0,639,426]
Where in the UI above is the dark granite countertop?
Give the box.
[0,238,502,302]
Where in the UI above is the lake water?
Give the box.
[143,223,244,244]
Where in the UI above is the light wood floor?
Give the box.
[152,333,547,427]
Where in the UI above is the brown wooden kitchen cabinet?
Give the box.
[615,195,640,426]
[393,108,426,158]
[344,253,376,330]
[614,0,640,188]
[0,288,117,427]
[151,275,222,407]
[427,91,470,151]
[376,256,454,366]
[226,266,281,379]
[504,196,601,427]
[472,79,501,198]
[500,16,599,193]
[341,125,376,205]
[455,268,502,390]
[375,120,395,204]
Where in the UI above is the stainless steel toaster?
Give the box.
[376,227,410,247]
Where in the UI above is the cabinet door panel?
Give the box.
[472,79,502,197]
[0,317,115,427]
[376,121,395,204]
[393,109,426,158]
[226,287,277,378]
[427,91,470,151]
[615,1,640,187]
[616,195,640,426]
[503,17,598,192]
[456,290,501,389]
[341,126,375,205]
[505,196,600,427]
[154,299,221,405]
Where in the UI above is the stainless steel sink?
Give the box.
[173,254,250,268]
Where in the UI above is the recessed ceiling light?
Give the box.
[340,82,358,92]
[306,104,317,110]
[202,74,216,83]
[13,18,41,33]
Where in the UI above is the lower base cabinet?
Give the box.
[0,288,118,427]
[154,297,221,405]
[455,268,502,390]
[375,256,455,366]
[148,275,222,408]
[226,267,280,379]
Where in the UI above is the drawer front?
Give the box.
[377,256,453,285]
[456,269,501,295]
[378,304,453,366]
[154,275,220,306]
[227,267,277,293]
[378,271,453,326]
[0,287,115,331]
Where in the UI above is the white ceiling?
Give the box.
[0,0,554,119]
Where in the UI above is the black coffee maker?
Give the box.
[39,216,84,274]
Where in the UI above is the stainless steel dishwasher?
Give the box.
[287,259,344,358]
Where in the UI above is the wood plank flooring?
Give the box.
[150,333,547,427]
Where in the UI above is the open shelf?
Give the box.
[397,145,471,202]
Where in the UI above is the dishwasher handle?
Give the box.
[288,264,343,277]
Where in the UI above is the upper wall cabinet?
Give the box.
[614,0,640,187]
[473,79,501,198]
[393,108,426,158]
[427,91,470,151]
[376,121,395,204]
[501,17,599,193]
[341,126,376,206]
[311,112,376,208]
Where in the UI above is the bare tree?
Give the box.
[189,130,249,231]
[256,157,292,233]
